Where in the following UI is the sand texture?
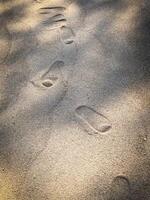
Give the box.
[0,0,150,199]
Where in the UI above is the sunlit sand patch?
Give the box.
[0,168,20,200]
[65,2,83,29]
[21,131,111,199]
[34,0,73,6]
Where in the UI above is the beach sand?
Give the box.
[0,0,150,199]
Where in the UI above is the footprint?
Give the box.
[106,176,131,200]
[38,5,75,45]
[75,105,112,135]
[59,25,77,71]
[0,26,12,64]
[6,60,67,121]
[38,6,67,30]
[60,26,75,44]
[31,60,66,89]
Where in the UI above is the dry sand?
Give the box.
[0,0,150,199]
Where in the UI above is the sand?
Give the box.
[0,0,150,199]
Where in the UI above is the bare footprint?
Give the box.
[0,26,12,64]
[75,105,112,135]
[106,176,131,200]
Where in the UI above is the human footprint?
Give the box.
[75,105,112,135]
